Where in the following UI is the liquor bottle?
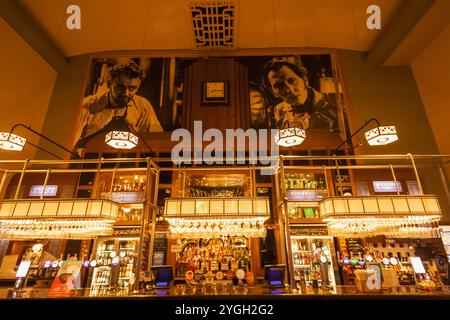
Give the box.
[318,176,324,189]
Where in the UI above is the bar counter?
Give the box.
[2,284,450,299]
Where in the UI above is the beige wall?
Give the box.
[34,54,90,159]
[339,50,439,155]
[412,25,450,157]
[411,25,450,223]
[340,50,449,222]
[0,17,56,162]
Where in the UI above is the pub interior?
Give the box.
[0,0,450,300]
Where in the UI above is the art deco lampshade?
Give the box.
[0,132,27,151]
[275,127,306,147]
[104,117,138,149]
[365,126,398,146]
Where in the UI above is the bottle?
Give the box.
[318,176,324,189]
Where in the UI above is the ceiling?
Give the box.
[20,0,404,56]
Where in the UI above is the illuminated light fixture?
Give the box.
[0,199,119,240]
[163,197,270,238]
[365,126,398,146]
[105,130,138,149]
[0,132,27,151]
[103,116,138,149]
[335,118,398,152]
[275,127,306,147]
[76,116,153,153]
[320,195,442,238]
[0,124,79,159]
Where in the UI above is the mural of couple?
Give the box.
[73,54,346,149]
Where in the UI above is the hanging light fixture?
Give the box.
[0,132,27,151]
[274,127,306,147]
[0,199,119,240]
[320,195,442,238]
[365,126,398,146]
[334,118,398,152]
[0,124,79,158]
[104,116,138,149]
[163,197,270,238]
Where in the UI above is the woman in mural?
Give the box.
[263,57,338,131]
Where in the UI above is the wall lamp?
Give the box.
[335,118,398,151]
[0,124,79,159]
[75,116,154,153]
[274,123,306,147]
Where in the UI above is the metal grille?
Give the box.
[187,0,237,49]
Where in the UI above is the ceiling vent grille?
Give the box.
[187,0,237,49]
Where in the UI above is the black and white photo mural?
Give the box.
[73,57,188,148]
[73,54,347,149]
[240,54,346,141]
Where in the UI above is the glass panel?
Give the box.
[0,203,15,217]
[423,198,440,212]
[28,202,44,216]
[14,203,30,217]
[73,201,88,216]
[362,199,379,212]
[324,200,334,215]
[378,198,394,212]
[181,200,195,215]
[333,199,349,213]
[101,201,112,216]
[254,199,268,214]
[166,201,180,215]
[43,202,59,216]
[88,201,103,215]
[224,199,238,214]
[58,202,74,216]
[195,200,209,214]
[238,199,252,214]
[392,198,409,212]
[348,199,364,213]
[210,200,223,214]
[407,198,425,212]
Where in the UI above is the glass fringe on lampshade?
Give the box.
[0,219,115,240]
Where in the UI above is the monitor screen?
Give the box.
[155,267,172,287]
[265,266,285,287]
[156,281,168,287]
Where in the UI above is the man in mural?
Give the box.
[263,57,338,131]
[74,60,163,149]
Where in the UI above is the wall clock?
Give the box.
[202,81,229,105]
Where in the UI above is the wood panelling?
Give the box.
[184,58,250,132]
